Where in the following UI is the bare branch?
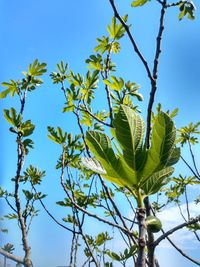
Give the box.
[108,0,153,84]
[165,236,200,266]
[0,248,24,265]
[188,140,200,177]
[166,0,191,8]
[181,155,200,180]
[145,0,167,148]
[31,185,79,234]
[153,216,200,247]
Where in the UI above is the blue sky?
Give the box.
[1,0,200,266]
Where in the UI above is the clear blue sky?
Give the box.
[1,0,200,266]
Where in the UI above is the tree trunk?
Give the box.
[4,256,6,267]
[144,197,156,267]
[137,208,146,267]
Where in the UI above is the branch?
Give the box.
[4,195,17,213]
[166,0,191,7]
[31,185,79,234]
[0,248,24,264]
[145,0,167,147]
[153,215,200,247]
[165,236,200,266]
[104,47,114,124]
[61,167,134,237]
[188,140,200,177]
[108,0,153,83]
[181,155,200,180]
[76,105,112,127]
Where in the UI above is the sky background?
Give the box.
[0,0,200,266]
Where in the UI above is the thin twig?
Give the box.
[4,195,17,213]
[61,167,134,236]
[165,235,200,266]
[146,0,167,147]
[181,155,200,180]
[104,47,114,124]
[188,140,200,177]
[153,215,200,247]
[31,184,79,234]
[0,248,24,265]
[166,0,191,8]
[76,105,112,127]
[109,0,153,84]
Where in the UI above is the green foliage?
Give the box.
[107,16,127,40]
[0,80,19,98]
[2,243,15,253]
[4,213,18,220]
[22,139,34,155]
[62,215,78,225]
[50,61,69,84]
[22,190,34,201]
[47,126,67,145]
[23,165,46,185]
[166,175,200,202]
[131,0,151,7]
[106,245,137,262]
[86,54,104,71]
[84,232,112,258]
[104,76,124,92]
[83,105,179,204]
[177,121,200,146]
[0,59,47,99]
[107,79,143,113]
[94,16,127,55]
[26,59,47,77]
[3,108,22,127]
[178,2,196,20]
[47,129,84,168]
[3,108,35,139]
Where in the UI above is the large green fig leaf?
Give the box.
[141,112,176,183]
[113,105,146,174]
[140,167,174,196]
[165,147,180,167]
[83,106,179,198]
[86,131,137,187]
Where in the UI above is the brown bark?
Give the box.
[136,208,146,267]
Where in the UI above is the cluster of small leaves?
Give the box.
[58,179,99,209]
[177,121,200,146]
[50,61,69,84]
[23,165,46,185]
[84,232,112,259]
[104,77,143,112]
[131,0,196,21]
[178,1,196,20]
[47,126,68,145]
[165,175,200,202]
[0,59,47,99]
[47,127,84,167]
[152,104,179,124]
[80,109,110,130]
[94,16,127,57]
[2,243,15,253]
[51,62,100,113]
[62,214,78,225]
[86,54,116,73]
[106,245,137,263]
[131,0,151,7]
[3,108,35,154]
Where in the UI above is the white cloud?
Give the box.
[156,202,200,249]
